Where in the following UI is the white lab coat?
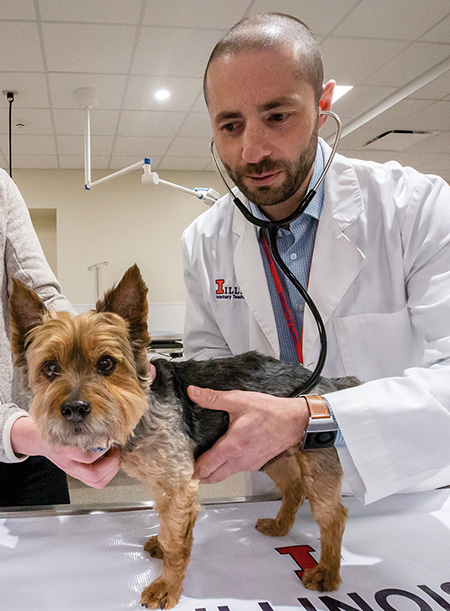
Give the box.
[182,140,450,504]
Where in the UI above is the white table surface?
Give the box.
[1,490,450,611]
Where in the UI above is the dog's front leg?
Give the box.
[141,479,199,609]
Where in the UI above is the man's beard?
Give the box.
[224,123,319,209]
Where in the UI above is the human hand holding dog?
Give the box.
[10,415,121,489]
[188,386,309,484]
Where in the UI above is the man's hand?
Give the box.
[187,386,309,484]
[10,416,121,489]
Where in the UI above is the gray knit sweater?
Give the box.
[0,169,73,462]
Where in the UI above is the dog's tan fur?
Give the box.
[9,265,348,608]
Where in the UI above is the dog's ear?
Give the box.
[9,278,46,358]
[96,264,150,345]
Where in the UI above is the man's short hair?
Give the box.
[204,13,324,106]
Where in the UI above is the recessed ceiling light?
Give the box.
[332,85,353,103]
[155,89,171,101]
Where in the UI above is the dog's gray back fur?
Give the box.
[126,351,359,460]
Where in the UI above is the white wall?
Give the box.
[13,168,224,331]
[29,208,57,276]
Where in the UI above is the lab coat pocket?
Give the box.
[334,307,416,382]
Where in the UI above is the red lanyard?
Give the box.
[260,230,303,363]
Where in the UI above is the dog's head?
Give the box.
[9,264,151,449]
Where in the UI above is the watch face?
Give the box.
[302,429,337,450]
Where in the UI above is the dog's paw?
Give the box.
[140,577,181,609]
[144,535,164,559]
[302,565,341,592]
[255,517,290,537]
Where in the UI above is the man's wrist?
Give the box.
[299,395,339,450]
[5,411,31,462]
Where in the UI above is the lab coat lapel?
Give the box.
[232,203,279,357]
[303,150,365,368]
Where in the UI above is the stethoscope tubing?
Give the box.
[209,111,342,395]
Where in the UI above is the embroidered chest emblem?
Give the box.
[215,279,244,300]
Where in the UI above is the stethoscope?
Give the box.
[209,110,342,395]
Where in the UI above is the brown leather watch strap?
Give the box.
[301,395,331,419]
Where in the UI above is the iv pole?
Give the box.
[74,87,219,205]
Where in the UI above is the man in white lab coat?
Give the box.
[181,13,450,505]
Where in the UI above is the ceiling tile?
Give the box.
[333,0,450,40]
[250,0,360,37]
[57,134,114,156]
[343,149,407,163]
[178,113,212,138]
[59,155,111,169]
[132,27,225,77]
[54,109,120,135]
[363,131,433,151]
[0,108,53,135]
[112,136,172,157]
[43,23,136,73]
[332,85,396,120]
[421,14,450,43]
[203,160,216,172]
[330,127,379,150]
[369,42,450,87]
[38,0,143,24]
[0,2,448,176]
[388,151,445,169]
[109,155,161,170]
[419,154,450,172]
[355,99,434,132]
[118,111,186,137]
[10,155,58,168]
[0,134,56,155]
[191,95,208,113]
[321,37,407,84]
[0,73,50,108]
[0,134,56,156]
[164,136,211,157]
[143,0,250,29]
[1,0,36,19]
[0,22,44,71]
[48,73,127,109]
[406,130,450,153]
[409,72,450,100]
[124,75,202,111]
[158,157,212,171]
[397,100,450,131]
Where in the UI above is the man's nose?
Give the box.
[61,399,91,424]
[241,124,271,164]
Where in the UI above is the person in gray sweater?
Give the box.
[0,169,120,507]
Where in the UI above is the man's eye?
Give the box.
[41,361,59,381]
[222,123,236,132]
[97,355,116,376]
[270,113,289,123]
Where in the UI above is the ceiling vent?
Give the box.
[364,130,432,151]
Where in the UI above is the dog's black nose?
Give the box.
[61,400,91,423]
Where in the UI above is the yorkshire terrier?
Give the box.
[10,265,358,609]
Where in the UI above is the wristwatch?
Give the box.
[300,395,338,450]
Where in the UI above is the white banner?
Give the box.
[1,490,450,610]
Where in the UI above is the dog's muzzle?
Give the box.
[61,399,91,424]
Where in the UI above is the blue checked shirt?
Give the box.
[248,142,343,444]
[249,142,324,364]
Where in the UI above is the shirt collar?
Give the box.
[247,142,325,225]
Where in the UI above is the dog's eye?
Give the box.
[41,360,59,381]
[97,355,116,376]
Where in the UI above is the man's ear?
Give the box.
[318,79,336,129]
[9,279,46,359]
[96,264,150,347]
